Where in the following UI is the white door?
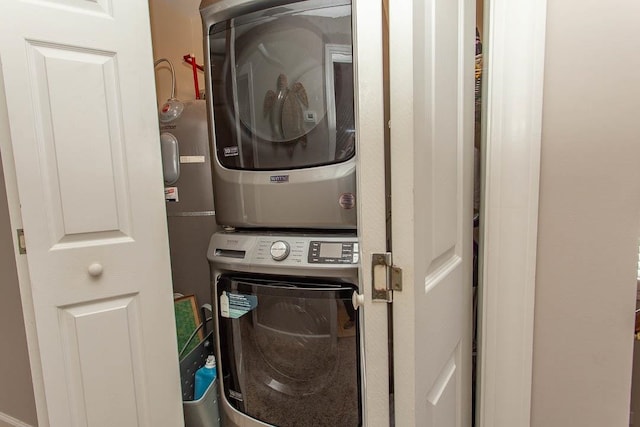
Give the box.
[352,0,391,425]
[388,0,474,425]
[0,1,184,426]
[354,0,474,425]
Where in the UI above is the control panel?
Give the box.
[209,232,359,268]
[308,241,359,264]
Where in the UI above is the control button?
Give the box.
[353,253,360,263]
[270,240,290,261]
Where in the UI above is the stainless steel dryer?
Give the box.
[207,231,362,426]
[201,0,357,230]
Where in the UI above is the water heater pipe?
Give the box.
[183,54,204,71]
[153,58,177,100]
[183,54,204,100]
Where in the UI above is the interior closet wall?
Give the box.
[532,0,640,425]
[149,0,205,104]
[0,152,37,426]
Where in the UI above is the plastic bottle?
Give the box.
[220,291,230,318]
[194,355,217,400]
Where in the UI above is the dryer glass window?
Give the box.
[208,0,354,171]
[217,275,361,427]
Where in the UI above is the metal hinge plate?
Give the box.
[372,252,402,302]
[17,229,26,254]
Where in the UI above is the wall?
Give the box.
[0,152,37,426]
[532,0,640,426]
[148,0,205,104]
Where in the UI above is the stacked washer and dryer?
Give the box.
[200,0,362,426]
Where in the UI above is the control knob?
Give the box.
[270,240,290,261]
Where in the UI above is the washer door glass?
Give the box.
[217,275,361,427]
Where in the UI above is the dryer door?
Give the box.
[216,275,361,427]
[208,0,355,170]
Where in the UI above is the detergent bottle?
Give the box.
[194,354,217,400]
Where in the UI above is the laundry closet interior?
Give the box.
[0,0,485,425]
[151,1,365,426]
[149,0,486,426]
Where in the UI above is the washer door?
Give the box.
[216,275,361,427]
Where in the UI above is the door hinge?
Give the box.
[17,229,26,254]
[371,252,402,303]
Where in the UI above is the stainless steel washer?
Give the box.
[207,231,362,427]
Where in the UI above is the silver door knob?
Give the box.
[88,263,103,277]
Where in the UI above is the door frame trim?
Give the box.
[477,0,547,426]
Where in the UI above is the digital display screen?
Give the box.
[319,243,343,258]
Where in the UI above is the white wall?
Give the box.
[148,0,205,104]
[532,0,640,425]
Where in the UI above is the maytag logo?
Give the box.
[270,175,289,183]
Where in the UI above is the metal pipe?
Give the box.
[153,58,176,100]
[183,54,201,99]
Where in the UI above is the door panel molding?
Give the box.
[59,295,147,426]
[26,41,131,244]
[476,0,547,426]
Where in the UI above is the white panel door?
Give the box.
[352,0,390,426]
[0,1,184,426]
[389,0,474,425]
